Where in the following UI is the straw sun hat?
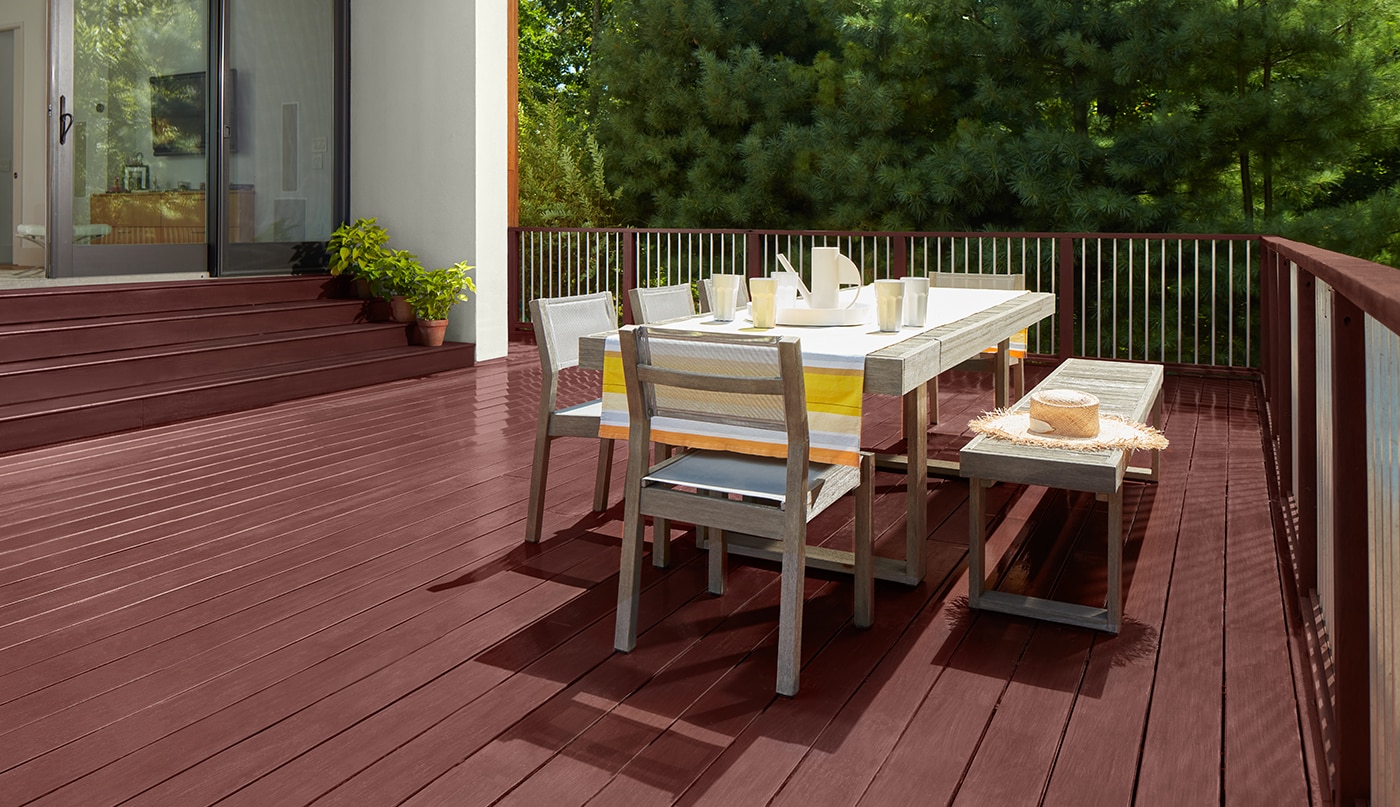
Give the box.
[969,388,1169,452]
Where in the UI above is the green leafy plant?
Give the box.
[327,218,390,279]
[375,249,424,300]
[407,261,476,321]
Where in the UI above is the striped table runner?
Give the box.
[597,332,867,467]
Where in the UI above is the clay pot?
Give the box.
[416,319,448,347]
[389,296,415,323]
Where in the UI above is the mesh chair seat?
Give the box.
[613,326,874,697]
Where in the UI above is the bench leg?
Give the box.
[969,477,987,607]
[1107,490,1123,633]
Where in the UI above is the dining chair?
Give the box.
[928,271,1027,421]
[612,325,874,696]
[697,276,750,314]
[525,291,619,543]
[627,283,696,324]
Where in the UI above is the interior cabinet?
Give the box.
[89,189,255,244]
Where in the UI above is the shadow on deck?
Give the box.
[0,344,1325,806]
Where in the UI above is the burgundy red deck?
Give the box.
[0,345,1321,805]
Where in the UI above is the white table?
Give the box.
[580,287,1056,584]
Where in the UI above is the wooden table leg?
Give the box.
[902,383,928,582]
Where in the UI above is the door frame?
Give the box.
[47,0,210,278]
[1,25,19,266]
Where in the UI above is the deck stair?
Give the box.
[0,275,474,454]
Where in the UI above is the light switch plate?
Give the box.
[0,160,11,172]
[312,137,327,153]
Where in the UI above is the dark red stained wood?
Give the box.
[1222,380,1311,806]
[1041,378,1200,806]
[0,342,1322,807]
[1133,378,1230,805]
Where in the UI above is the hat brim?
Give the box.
[969,410,1169,452]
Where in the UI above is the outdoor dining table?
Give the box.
[578,285,1056,585]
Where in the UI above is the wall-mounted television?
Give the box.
[150,71,206,156]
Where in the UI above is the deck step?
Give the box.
[0,344,475,454]
[0,275,474,454]
[0,299,371,361]
[0,275,341,324]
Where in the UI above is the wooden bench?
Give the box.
[959,358,1164,633]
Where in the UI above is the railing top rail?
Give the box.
[1263,236,1400,336]
[510,226,1260,242]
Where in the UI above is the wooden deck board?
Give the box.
[0,345,1322,806]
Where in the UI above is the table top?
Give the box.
[579,289,1055,397]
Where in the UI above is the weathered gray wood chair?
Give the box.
[612,325,874,696]
[929,271,1027,421]
[627,284,696,324]
[697,276,750,314]
[525,292,619,543]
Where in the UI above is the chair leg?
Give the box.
[707,528,728,595]
[928,376,940,425]
[854,454,874,629]
[525,429,553,543]
[652,443,672,567]
[592,438,615,512]
[993,338,1011,409]
[776,523,807,697]
[614,487,647,652]
[1012,357,1026,403]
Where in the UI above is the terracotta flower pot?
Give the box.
[416,318,448,347]
[352,276,372,299]
[389,296,415,323]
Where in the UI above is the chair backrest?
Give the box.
[697,276,751,314]
[618,326,808,465]
[628,284,696,323]
[929,271,1026,291]
[529,291,618,375]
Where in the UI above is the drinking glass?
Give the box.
[902,276,930,327]
[749,277,777,329]
[710,274,742,322]
[875,279,904,332]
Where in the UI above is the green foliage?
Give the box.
[408,262,477,321]
[591,0,1400,265]
[518,96,622,227]
[374,249,425,301]
[327,218,390,278]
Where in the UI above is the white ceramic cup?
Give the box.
[749,277,778,329]
[875,279,904,332]
[710,274,742,322]
[902,276,930,327]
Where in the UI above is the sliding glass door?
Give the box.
[220,0,343,276]
[50,0,211,277]
[48,0,344,278]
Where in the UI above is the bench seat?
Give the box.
[960,358,1164,633]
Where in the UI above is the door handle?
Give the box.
[58,95,74,145]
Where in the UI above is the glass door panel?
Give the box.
[52,0,211,277]
[221,0,338,275]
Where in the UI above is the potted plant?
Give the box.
[376,249,424,322]
[327,218,390,297]
[406,261,476,346]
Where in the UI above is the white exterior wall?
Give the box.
[5,0,46,267]
[350,0,509,360]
